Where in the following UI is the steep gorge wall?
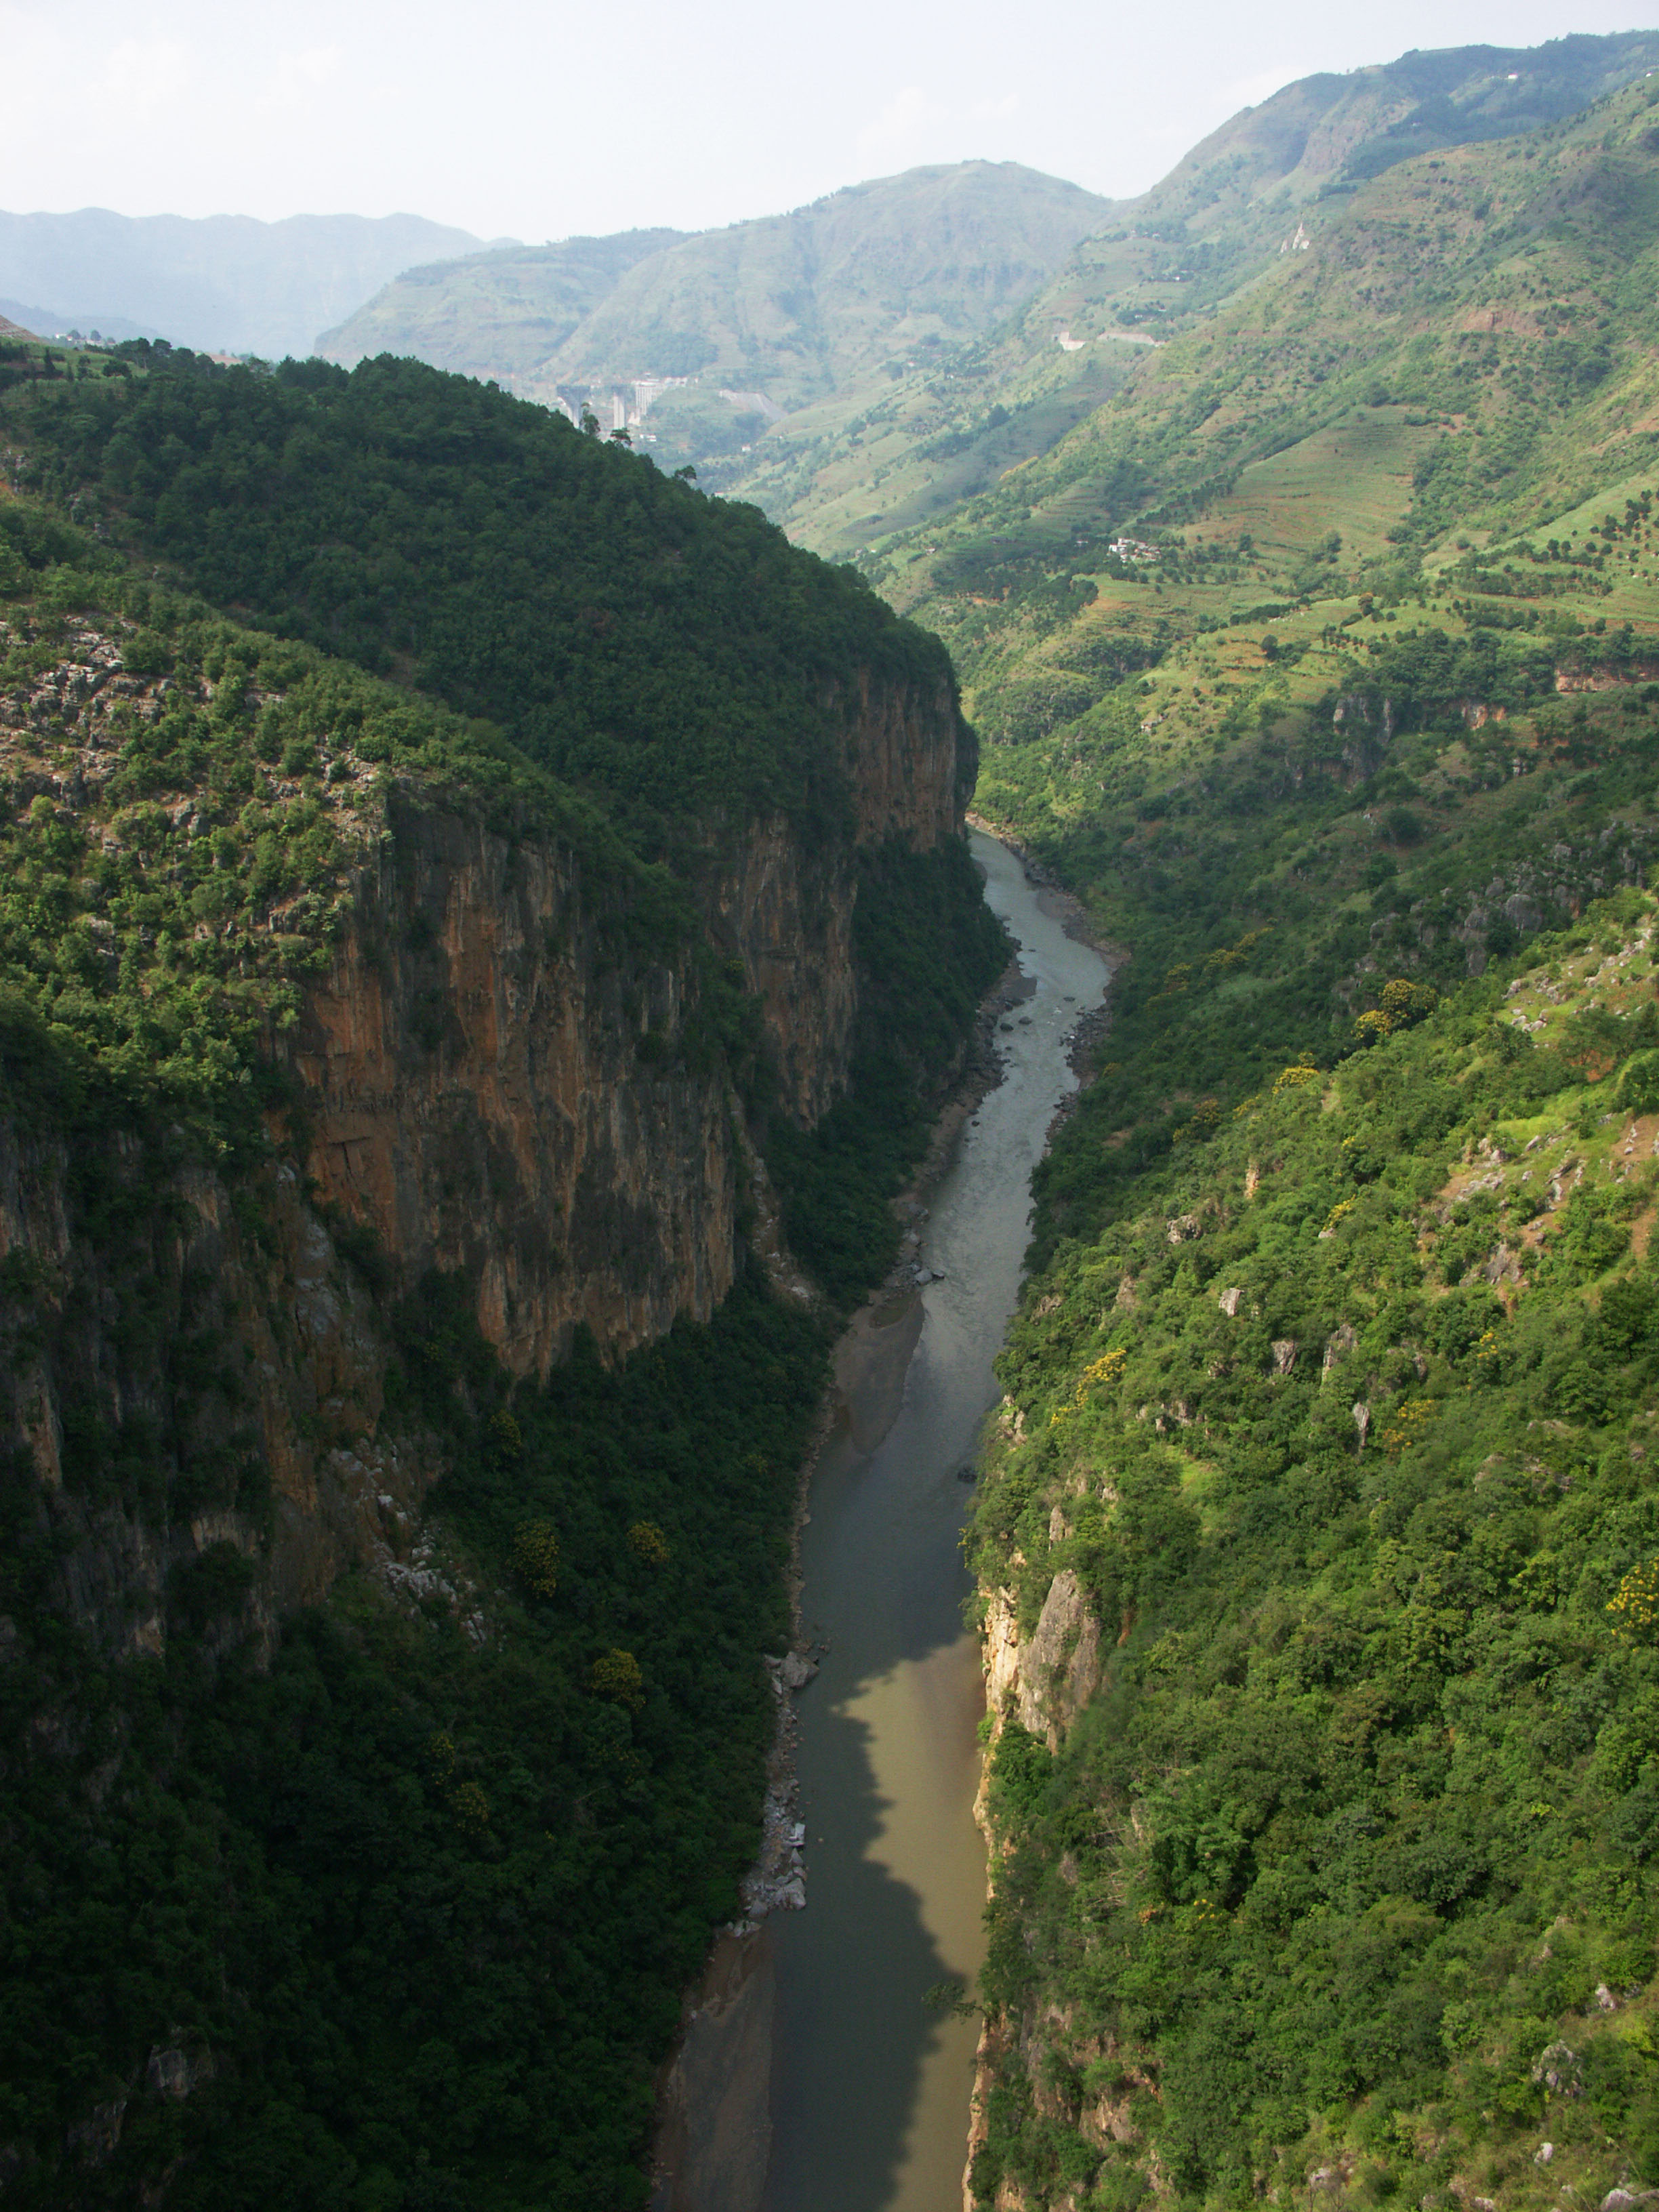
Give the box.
[289,798,741,1380]
[968,1492,1109,2212]
[708,668,973,1125]
[0,653,973,1663]
[0,1113,441,1657]
[0,389,990,2198]
[838,667,977,848]
[293,665,971,1373]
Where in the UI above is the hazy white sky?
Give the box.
[3,0,1652,239]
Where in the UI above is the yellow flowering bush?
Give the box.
[1608,1561,1659,1643]
[628,1521,671,1567]
[511,1518,560,1598]
[591,1649,645,1710]
[1052,1347,1130,1424]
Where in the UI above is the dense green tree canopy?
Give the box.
[21,349,947,859]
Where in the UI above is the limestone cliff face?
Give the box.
[707,668,975,1125]
[292,665,972,1366]
[835,668,978,849]
[0,635,971,1702]
[289,796,741,1380]
[981,1569,1102,1753]
[710,813,856,1129]
[969,1536,1105,2212]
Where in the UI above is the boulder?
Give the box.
[1322,1324,1357,1377]
[1532,2041,1582,2094]
[1016,1569,1102,1744]
[1505,892,1543,935]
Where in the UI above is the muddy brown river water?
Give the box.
[760,832,1112,2212]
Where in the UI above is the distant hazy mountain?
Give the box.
[0,298,163,344]
[319,163,1115,432]
[318,229,690,384]
[0,210,507,358]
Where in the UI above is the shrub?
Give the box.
[511,1517,560,1597]
[591,1648,645,1710]
[1618,1050,1659,1115]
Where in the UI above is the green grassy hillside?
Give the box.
[310,38,1659,549]
[986,27,1659,365]
[878,65,1659,782]
[733,30,1659,554]
[890,56,1659,2212]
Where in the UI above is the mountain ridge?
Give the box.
[319,161,1115,460]
[722,29,1659,548]
[315,226,689,384]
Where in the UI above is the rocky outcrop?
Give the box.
[981,1570,1102,1750]
[293,664,971,1370]
[970,1565,1105,2211]
[290,798,742,1379]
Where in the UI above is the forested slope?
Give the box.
[0,345,1004,2209]
[971,897,1659,2211]
[16,348,946,852]
[936,57,1659,2212]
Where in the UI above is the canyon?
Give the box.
[0,385,1004,2198]
[1,628,975,1634]
[20,39,1659,2206]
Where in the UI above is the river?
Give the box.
[760,831,1112,2212]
